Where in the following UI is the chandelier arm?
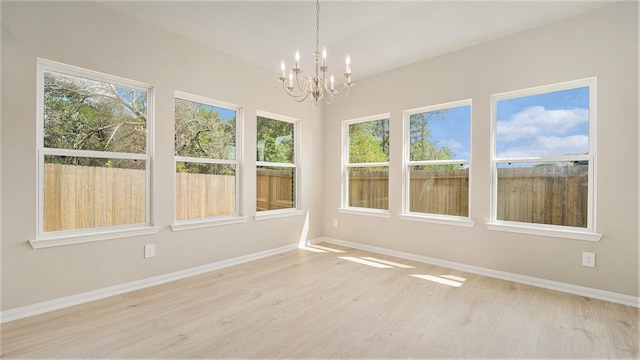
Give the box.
[281,80,310,101]
[323,93,335,105]
[294,72,310,95]
[327,84,352,99]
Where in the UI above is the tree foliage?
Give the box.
[348,119,389,163]
[43,71,147,168]
[174,99,236,160]
[409,111,458,169]
[174,98,236,175]
[256,116,294,164]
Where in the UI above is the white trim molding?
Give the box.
[30,226,161,249]
[1,243,298,323]
[312,237,639,308]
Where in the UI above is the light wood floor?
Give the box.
[1,243,638,358]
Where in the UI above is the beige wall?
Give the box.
[1,1,638,313]
[1,2,324,311]
[322,2,639,297]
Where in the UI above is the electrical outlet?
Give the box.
[144,244,156,259]
[582,251,595,267]
[333,218,338,227]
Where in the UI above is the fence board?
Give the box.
[43,163,589,232]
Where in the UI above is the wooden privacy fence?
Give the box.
[256,169,294,211]
[348,171,389,210]
[409,169,469,216]
[497,165,588,228]
[44,164,294,232]
[175,171,236,220]
[349,165,587,227]
[44,163,588,232]
[348,169,469,215]
[44,163,146,232]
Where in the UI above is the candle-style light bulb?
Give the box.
[288,72,293,88]
[345,54,351,74]
[322,47,327,67]
[330,74,335,91]
[295,50,300,69]
[280,61,286,78]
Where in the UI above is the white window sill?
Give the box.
[486,221,602,242]
[30,226,161,249]
[254,209,306,221]
[339,207,392,219]
[171,216,248,232]
[399,213,475,228]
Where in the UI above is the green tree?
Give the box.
[174,99,236,160]
[409,111,457,169]
[174,98,236,175]
[256,116,294,163]
[348,119,389,163]
[43,71,147,168]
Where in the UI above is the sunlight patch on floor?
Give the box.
[299,246,328,253]
[309,245,346,253]
[339,256,394,268]
[411,274,464,287]
[440,274,467,282]
[361,257,415,268]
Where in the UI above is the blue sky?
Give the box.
[496,87,589,158]
[203,104,236,121]
[411,86,589,162]
[420,105,471,160]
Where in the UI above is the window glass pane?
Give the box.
[348,166,389,210]
[175,162,236,220]
[256,166,295,211]
[349,119,390,163]
[43,70,147,154]
[409,165,469,216]
[43,155,147,232]
[496,87,589,158]
[410,106,470,161]
[496,162,588,227]
[175,98,236,160]
[257,117,294,163]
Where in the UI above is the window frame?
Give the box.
[340,113,391,217]
[254,110,302,219]
[32,58,158,249]
[171,91,247,231]
[400,99,474,227]
[488,77,601,241]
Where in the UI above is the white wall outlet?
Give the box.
[144,244,156,259]
[333,218,338,227]
[582,251,595,267]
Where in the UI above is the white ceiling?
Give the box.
[104,1,615,80]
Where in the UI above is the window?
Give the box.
[174,92,241,223]
[489,78,600,240]
[402,100,472,223]
[342,114,390,212]
[256,112,298,212]
[36,59,153,241]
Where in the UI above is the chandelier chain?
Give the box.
[315,0,320,53]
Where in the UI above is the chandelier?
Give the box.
[278,0,354,105]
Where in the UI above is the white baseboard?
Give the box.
[313,237,640,308]
[0,243,298,323]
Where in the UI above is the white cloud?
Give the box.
[438,138,463,149]
[497,106,588,143]
[497,134,588,158]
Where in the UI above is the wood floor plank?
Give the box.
[1,243,638,358]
